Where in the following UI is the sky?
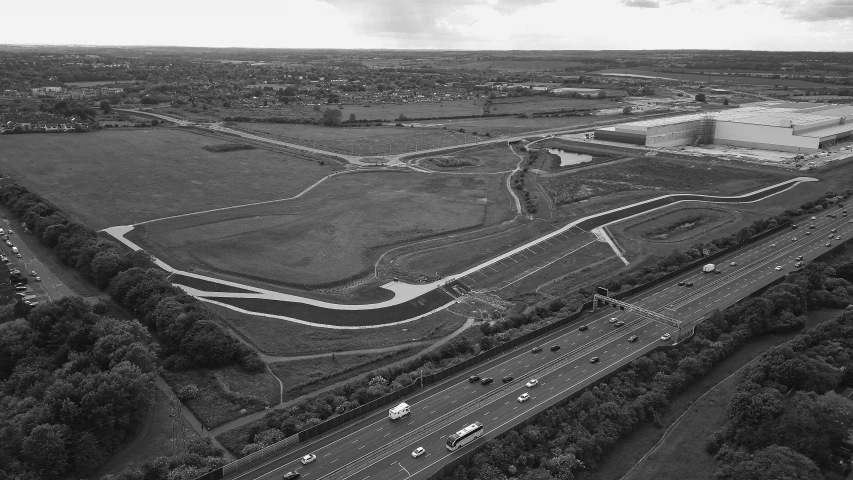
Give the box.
[2,0,853,51]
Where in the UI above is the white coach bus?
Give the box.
[446,422,484,451]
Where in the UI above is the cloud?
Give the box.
[621,0,660,7]
[775,0,853,21]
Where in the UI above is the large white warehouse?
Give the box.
[595,102,853,153]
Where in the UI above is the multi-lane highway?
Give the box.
[228,212,852,480]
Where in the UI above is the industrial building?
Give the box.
[594,102,853,153]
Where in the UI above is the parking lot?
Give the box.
[1,217,75,304]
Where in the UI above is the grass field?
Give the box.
[496,241,616,296]
[415,143,520,173]
[590,308,843,480]
[208,303,469,356]
[0,129,341,229]
[161,365,281,428]
[130,170,508,286]
[596,68,850,88]
[541,157,795,207]
[235,122,501,156]
[270,348,419,403]
[622,206,739,242]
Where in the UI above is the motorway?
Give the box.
[227,211,853,480]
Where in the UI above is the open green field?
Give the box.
[596,68,849,88]
[130,170,508,286]
[0,129,341,229]
[542,157,797,207]
[335,99,485,120]
[208,303,469,356]
[415,143,521,173]
[235,122,492,156]
[496,241,616,296]
[620,205,740,242]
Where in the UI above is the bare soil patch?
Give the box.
[209,303,468,356]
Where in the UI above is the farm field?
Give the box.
[541,157,797,208]
[234,122,493,156]
[208,303,468,356]
[596,68,849,88]
[414,143,521,173]
[129,170,509,287]
[0,129,341,229]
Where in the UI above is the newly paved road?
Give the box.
[225,212,853,480]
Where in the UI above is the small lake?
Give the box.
[546,148,594,166]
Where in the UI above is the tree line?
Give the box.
[0,297,158,478]
[0,184,264,373]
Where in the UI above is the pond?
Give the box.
[546,148,594,166]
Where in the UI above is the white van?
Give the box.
[389,402,410,420]
[11,247,18,254]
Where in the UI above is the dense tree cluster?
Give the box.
[0,184,263,372]
[711,306,853,477]
[102,438,228,480]
[0,297,157,478]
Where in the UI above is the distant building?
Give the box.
[594,102,853,153]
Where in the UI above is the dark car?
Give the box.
[578,325,589,331]
[677,281,685,286]
[550,345,561,352]
[469,375,480,383]
[614,321,625,327]
[685,282,693,287]
[283,472,301,480]
[714,270,721,274]
[502,375,513,383]
[480,377,494,385]
[531,346,542,353]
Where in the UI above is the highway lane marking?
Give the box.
[331,458,339,463]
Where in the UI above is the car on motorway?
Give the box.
[502,375,514,383]
[678,281,685,286]
[715,270,721,274]
[837,236,842,240]
[811,216,817,220]
[526,379,538,388]
[791,237,797,242]
[660,333,671,341]
[469,375,480,383]
[775,266,783,271]
[412,447,426,458]
[578,325,589,331]
[770,243,776,247]
[481,377,494,385]
[609,317,618,324]
[685,282,693,287]
[589,356,600,364]
[518,393,530,403]
[282,472,301,480]
[628,335,639,342]
[827,242,833,247]
[730,261,737,266]
[810,225,816,229]
[831,228,838,233]
[531,346,542,353]
[301,454,316,465]
[829,233,835,238]
[550,345,561,351]
[806,231,811,235]
[614,321,625,327]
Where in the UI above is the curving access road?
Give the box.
[223,211,853,480]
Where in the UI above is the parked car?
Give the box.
[412,447,425,458]
[480,377,494,385]
[517,393,530,403]
[589,356,600,364]
[796,256,803,261]
[15,253,21,258]
[469,375,480,383]
[525,379,538,388]
[34,276,40,282]
[775,266,783,271]
[301,454,317,465]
